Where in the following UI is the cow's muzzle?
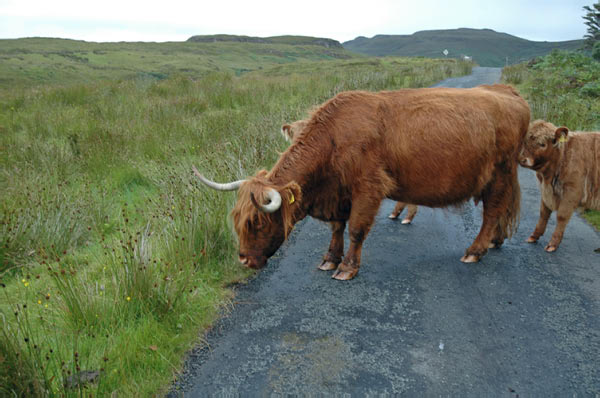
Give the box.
[238,254,267,269]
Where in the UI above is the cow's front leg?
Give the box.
[318,221,346,271]
[526,200,552,243]
[332,198,380,281]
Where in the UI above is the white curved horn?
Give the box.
[254,188,282,213]
[192,166,245,191]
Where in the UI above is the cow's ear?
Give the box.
[281,181,302,208]
[279,181,302,238]
[281,124,292,142]
[553,127,569,145]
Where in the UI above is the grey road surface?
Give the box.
[170,67,600,397]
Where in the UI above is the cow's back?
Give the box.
[378,85,529,206]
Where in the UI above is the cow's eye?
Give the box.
[539,142,546,148]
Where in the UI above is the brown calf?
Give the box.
[519,120,600,252]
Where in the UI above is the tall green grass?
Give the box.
[502,51,600,130]
[0,57,472,396]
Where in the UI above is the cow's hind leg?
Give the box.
[318,221,345,271]
[463,168,520,262]
[489,223,505,249]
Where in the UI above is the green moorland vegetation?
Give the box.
[343,28,583,67]
[502,50,600,228]
[0,36,354,88]
[0,47,473,396]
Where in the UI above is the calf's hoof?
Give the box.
[388,213,399,219]
[460,254,480,263]
[526,236,539,243]
[401,218,412,225]
[318,260,338,271]
[545,244,558,253]
[332,266,359,281]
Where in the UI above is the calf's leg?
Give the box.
[526,201,552,243]
[318,221,346,271]
[546,194,580,252]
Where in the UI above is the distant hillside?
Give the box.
[0,36,354,88]
[343,28,583,67]
[187,34,343,49]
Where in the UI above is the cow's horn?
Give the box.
[192,166,245,191]
[250,188,282,213]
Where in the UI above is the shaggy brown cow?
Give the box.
[283,119,420,225]
[195,85,530,280]
[519,120,600,252]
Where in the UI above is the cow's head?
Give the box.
[193,167,301,269]
[519,120,568,171]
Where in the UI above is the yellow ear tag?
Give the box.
[289,192,295,204]
[558,136,568,143]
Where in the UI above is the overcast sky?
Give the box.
[0,0,592,43]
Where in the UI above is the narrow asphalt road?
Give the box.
[170,67,600,397]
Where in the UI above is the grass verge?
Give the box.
[0,57,472,396]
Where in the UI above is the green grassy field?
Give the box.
[502,50,600,228]
[0,37,355,89]
[0,44,472,396]
[344,28,583,67]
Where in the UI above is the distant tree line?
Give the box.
[583,1,600,59]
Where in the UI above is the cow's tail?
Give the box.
[499,163,521,240]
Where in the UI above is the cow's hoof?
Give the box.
[318,260,338,271]
[460,254,480,263]
[401,219,412,225]
[545,244,557,252]
[388,214,399,219]
[332,268,358,280]
[526,236,538,243]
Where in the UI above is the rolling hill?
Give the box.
[0,36,355,88]
[343,28,583,67]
